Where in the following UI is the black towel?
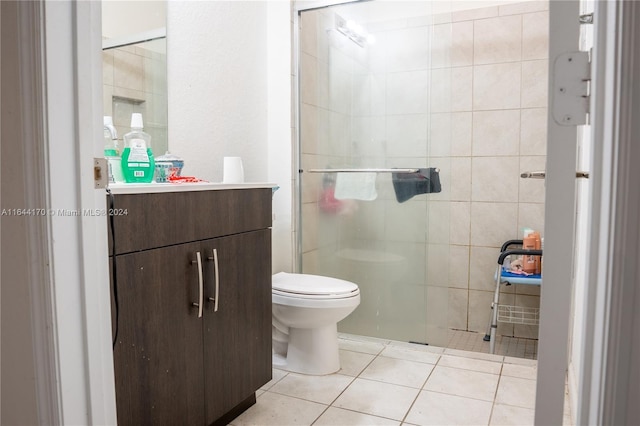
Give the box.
[391,168,441,203]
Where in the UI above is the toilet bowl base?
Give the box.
[273,324,340,375]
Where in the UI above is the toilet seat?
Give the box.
[272,272,359,299]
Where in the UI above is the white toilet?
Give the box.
[272,272,360,375]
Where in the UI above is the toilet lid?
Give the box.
[272,272,359,296]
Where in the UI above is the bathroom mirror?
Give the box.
[102,0,168,155]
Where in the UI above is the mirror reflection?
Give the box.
[101,1,168,155]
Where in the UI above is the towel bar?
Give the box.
[307,168,440,173]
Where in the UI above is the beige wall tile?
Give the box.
[383,26,432,73]
[469,246,501,292]
[385,200,428,243]
[302,203,319,252]
[449,245,470,289]
[430,68,452,113]
[518,203,545,238]
[427,244,450,286]
[452,21,474,67]
[450,157,472,201]
[300,53,318,105]
[448,288,469,329]
[451,112,473,156]
[430,113,452,157]
[470,202,519,247]
[468,290,514,335]
[473,15,522,65]
[522,11,549,60]
[499,1,549,17]
[387,114,429,157]
[329,68,352,115]
[452,67,473,112]
[428,201,451,244]
[300,103,318,154]
[387,70,430,114]
[450,202,471,245]
[512,294,540,338]
[102,85,113,117]
[300,10,318,57]
[520,108,547,156]
[432,23,452,69]
[453,6,499,23]
[473,63,521,110]
[519,156,546,203]
[471,157,520,202]
[472,110,521,156]
[113,50,144,92]
[103,51,114,86]
[521,59,548,108]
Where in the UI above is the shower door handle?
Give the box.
[521,171,546,179]
[520,171,589,179]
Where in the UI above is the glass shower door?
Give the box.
[298,2,450,346]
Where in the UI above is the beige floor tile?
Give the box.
[438,354,503,375]
[231,391,326,426]
[424,365,500,401]
[314,407,400,425]
[333,378,420,421]
[338,349,376,377]
[360,356,434,388]
[379,345,441,364]
[501,363,537,380]
[405,390,493,425]
[338,339,386,355]
[495,376,537,409]
[260,368,288,391]
[269,372,354,405]
[503,356,537,367]
[489,403,534,425]
[444,348,505,363]
[387,340,445,354]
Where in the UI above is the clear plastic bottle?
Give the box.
[104,116,123,183]
[121,113,155,183]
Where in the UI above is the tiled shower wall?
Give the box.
[299,1,548,341]
[432,2,548,339]
[102,42,168,156]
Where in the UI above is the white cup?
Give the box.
[223,156,244,183]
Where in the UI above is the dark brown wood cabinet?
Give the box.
[108,188,272,426]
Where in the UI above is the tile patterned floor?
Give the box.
[446,330,538,360]
[230,334,571,426]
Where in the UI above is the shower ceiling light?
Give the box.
[335,14,373,47]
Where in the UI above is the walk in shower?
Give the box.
[296,1,548,349]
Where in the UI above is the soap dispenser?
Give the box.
[121,113,155,183]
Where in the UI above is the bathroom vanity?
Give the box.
[107,183,273,425]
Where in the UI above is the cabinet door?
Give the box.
[113,241,206,426]
[202,229,272,424]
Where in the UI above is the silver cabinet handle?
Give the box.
[191,252,203,318]
[207,249,220,312]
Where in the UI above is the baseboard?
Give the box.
[568,360,579,424]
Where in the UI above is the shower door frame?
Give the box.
[291,1,577,425]
[292,0,361,273]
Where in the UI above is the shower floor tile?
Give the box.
[446,329,538,360]
[229,334,570,426]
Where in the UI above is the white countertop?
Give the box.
[107,182,278,195]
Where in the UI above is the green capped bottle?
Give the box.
[121,113,154,183]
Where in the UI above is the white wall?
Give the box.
[167,1,268,183]
[167,1,293,272]
[102,0,166,38]
[267,1,294,273]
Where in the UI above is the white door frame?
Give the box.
[16,1,117,424]
[578,1,640,424]
[534,1,580,424]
